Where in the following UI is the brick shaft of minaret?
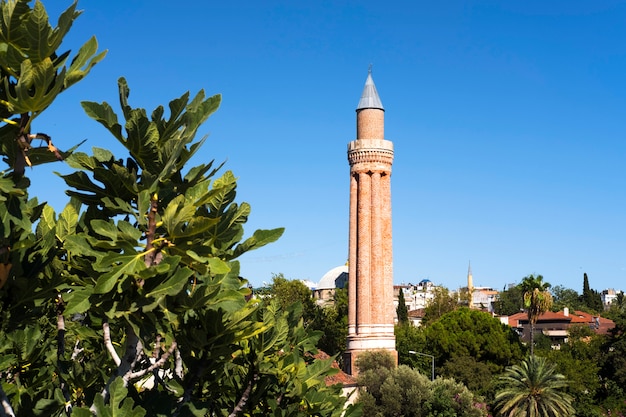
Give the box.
[344,76,397,375]
[357,108,384,139]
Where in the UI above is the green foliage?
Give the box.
[0,2,105,413]
[423,308,525,375]
[520,274,553,324]
[0,3,357,416]
[356,350,396,373]
[396,289,409,324]
[80,377,146,417]
[493,284,524,316]
[551,285,582,312]
[605,291,625,320]
[267,274,317,322]
[440,356,494,399]
[520,274,553,356]
[428,378,487,417]
[356,351,488,417]
[598,310,626,415]
[581,272,604,313]
[312,287,348,358]
[421,286,458,326]
[176,300,359,417]
[267,274,349,360]
[494,355,575,417]
[530,316,624,416]
[540,349,602,417]
[357,365,429,417]
[532,332,553,351]
[395,323,427,368]
[0,0,105,174]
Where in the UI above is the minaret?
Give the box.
[344,69,396,375]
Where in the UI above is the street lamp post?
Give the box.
[408,350,435,381]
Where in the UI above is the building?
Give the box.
[459,264,499,312]
[344,69,396,375]
[393,280,438,326]
[314,265,348,306]
[470,287,499,312]
[506,308,615,349]
[601,288,623,310]
[394,280,436,310]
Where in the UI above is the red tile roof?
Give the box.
[538,311,572,321]
[569,310,614,335]
[408,308,425,318]
[503,309,615,334]
[313,351,357,386]
[507,312,527,327]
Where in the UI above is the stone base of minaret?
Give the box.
[344,329,397,375]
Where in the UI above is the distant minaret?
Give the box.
[344,69,396,375]
[467,262,474,308]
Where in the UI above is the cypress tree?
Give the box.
[581,273,604,312]
[397,289,409,324]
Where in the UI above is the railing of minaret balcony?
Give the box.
[348,148,394,165]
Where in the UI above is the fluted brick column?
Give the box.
[348,173,358,336]
[356,171,371,328]
[344,70,397,375]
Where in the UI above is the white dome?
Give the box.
[317,265,349,290]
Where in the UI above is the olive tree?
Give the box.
[355,350,487,417]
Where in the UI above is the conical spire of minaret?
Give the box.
[357,67,384,111]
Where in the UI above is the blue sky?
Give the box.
[30,1,626,293]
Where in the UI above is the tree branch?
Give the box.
[56,298,72,414]
[173,357,208,417]
[92,325,144,413]
[103,321,121,366]
[117,326,143,385]
[152,335,162,359]
[0,384,15,417]
[228,372,258,417]
[56,296,66,358]
[71,340,83,361]
[143,193,162,270]
[174,347,184,379]
[124,340,177,382]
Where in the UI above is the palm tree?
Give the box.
[495,355,574,417]
[520,274,553,356]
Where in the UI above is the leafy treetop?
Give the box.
[0,2,360,416]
